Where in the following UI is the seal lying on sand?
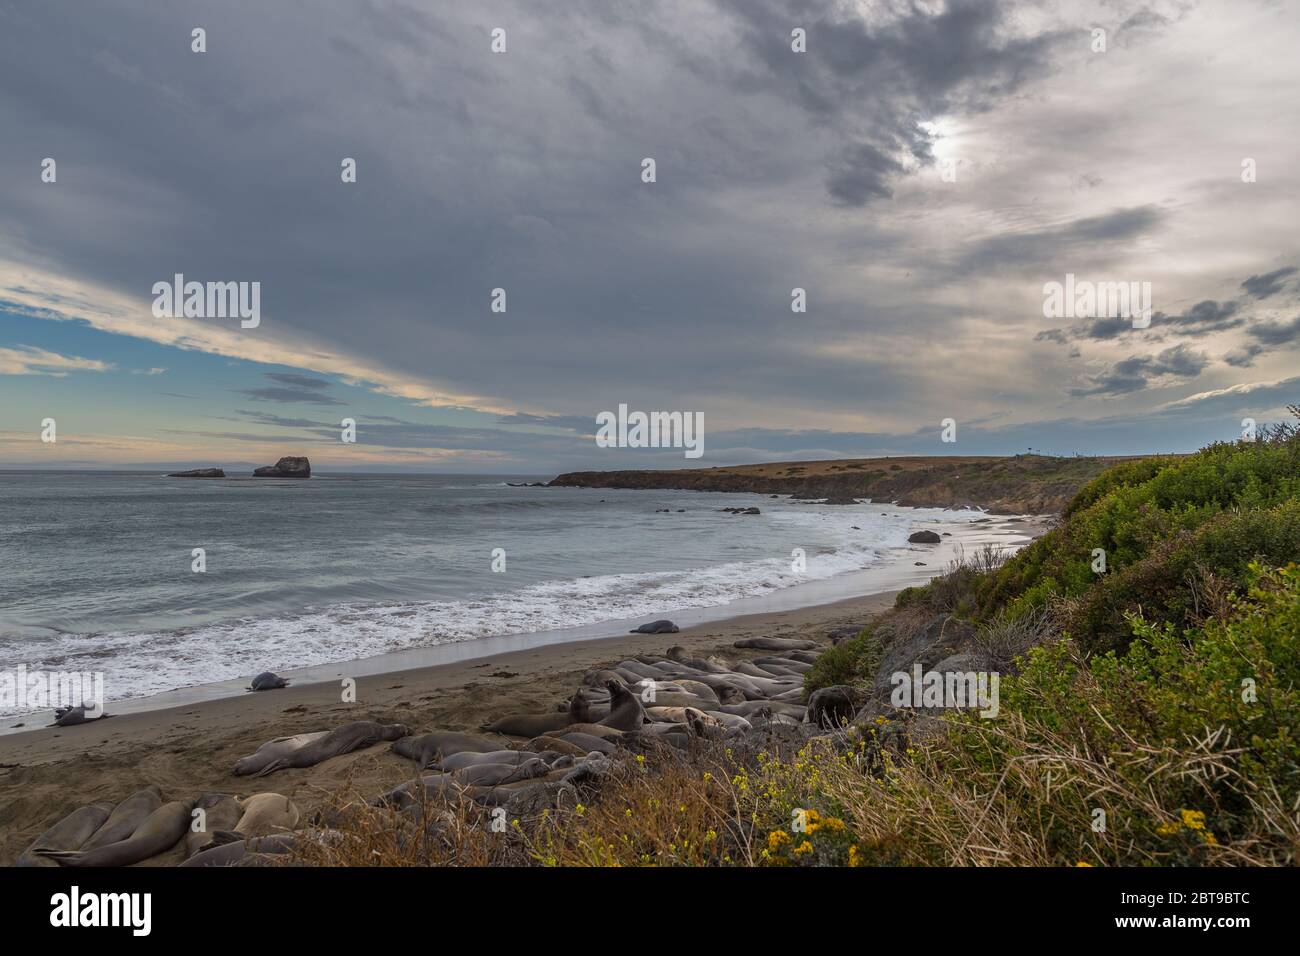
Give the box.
[391,730,502,768]
[50,703,109,727]
[483,711,574,738]
[240,721,410,777]
[432,749,535,772]
[81,787,163,850]
[629,620,679,634]
[184,793,243,858]
[733,637,819,651]
[219,792,300,841]
[248,672,290,691]
[233,731,329,776]
[37,800,192,867]
[180,833,298,868]
[15,804,112,867]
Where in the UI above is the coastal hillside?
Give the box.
[302,424,1297,866]
[550,454,1134,514]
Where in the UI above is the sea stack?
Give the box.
[167,468,225,478]
[253,456,311,478]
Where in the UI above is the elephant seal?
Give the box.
[248,671,290,691]
[629,620,679,634]
[646,706,723,728]
[16,804,112,867]
[599,679,646,731]
[225,792,300,839]
[432,750,535,772]
[733,637,818,651]
[50,703,109,727]
[452,758,550,788]
[582,668,626,688]
[806,685,868,728]
[666,646,731,673]
[184,793,242,858]
[179,833,297,868]
[37,801,192,867]
[483,712,574,738]
[242,722,410,777]
[81,787,163,851]
[391,731,501,768]
[525,735,587,757]
[559,732,617,755]
[233,731,328,776]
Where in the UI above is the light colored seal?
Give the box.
[37,801,192,867]
[16,804,112,867]
[228,792,300,838]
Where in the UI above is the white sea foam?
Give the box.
[0,504,996,712]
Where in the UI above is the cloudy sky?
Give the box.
[1,0,1297,473]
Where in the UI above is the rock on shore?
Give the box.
[253,456,311,478]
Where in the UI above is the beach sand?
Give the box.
[0,589,899,865]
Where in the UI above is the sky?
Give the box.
[1,0,1297,474]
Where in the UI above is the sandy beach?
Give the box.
[0,588,904,865]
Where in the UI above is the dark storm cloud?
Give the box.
[1069,344,1208,397]
[1155,300,1243,337]
[724,0,1067,206]
[1240,266,1298,300]
[1247,315,1300,347]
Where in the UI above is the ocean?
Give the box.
[0,471,1002,713]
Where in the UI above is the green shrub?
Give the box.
[804,627,883,692]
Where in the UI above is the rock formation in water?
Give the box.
[253,456,311,478]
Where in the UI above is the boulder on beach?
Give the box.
[167,468,225,478]
[253,456,311,479]
[908,530,942,544]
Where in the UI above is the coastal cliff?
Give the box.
[550,454,1132,515]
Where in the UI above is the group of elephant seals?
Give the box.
[629,620,679,634]
[37,801,192,867]
[15,804,112,867]
[79,787,163,850]
[248,671,290,691]
[235,721,410,777]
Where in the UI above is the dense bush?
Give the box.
[970,435,1300,649]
